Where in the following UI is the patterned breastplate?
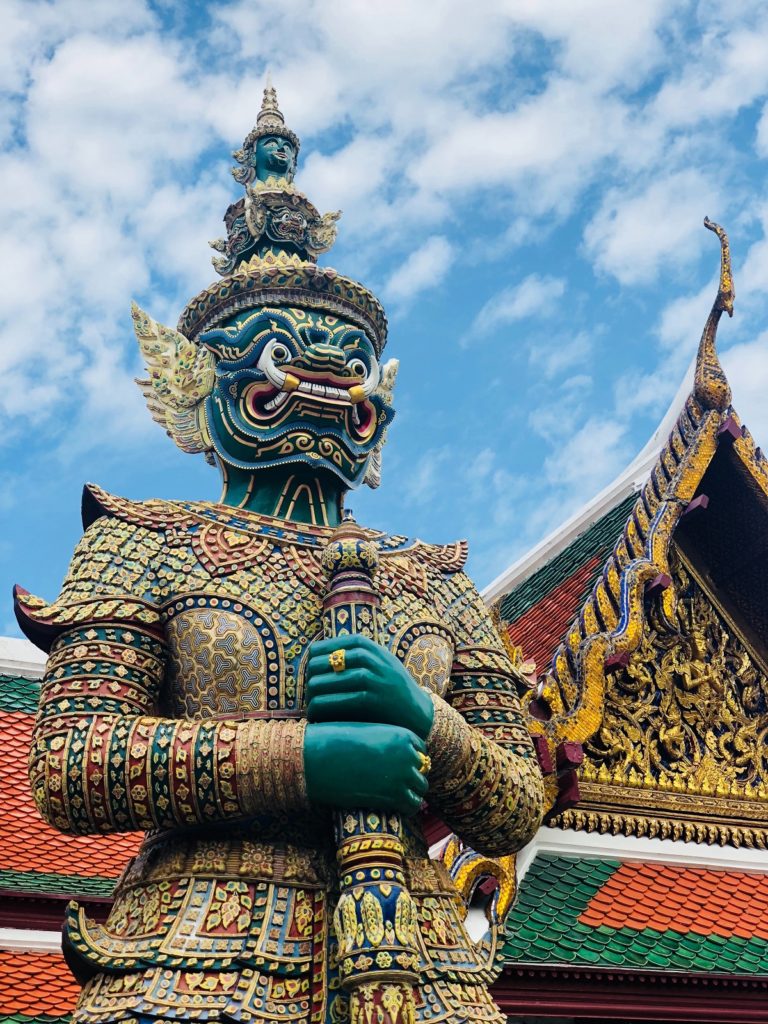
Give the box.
[161,596,288,719]
[66,492,469,720]
[158,588,457,720]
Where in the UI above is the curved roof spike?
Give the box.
[694,217,733,411]
[704,216,735,315]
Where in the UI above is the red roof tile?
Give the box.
[507,555,603,672]
[0,950,79,1013]
[579,861,768,941]
[0,710,141,879]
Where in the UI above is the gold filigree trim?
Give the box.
[550,804,768,849]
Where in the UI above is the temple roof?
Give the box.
[486,223,768,847]
[0,670,141,893]
[483,359,695,608]
[495,491,637,676]
[0,651,141,901]
[0,951,79,1022]
[0,643,140,1021]
[505,852,768,974]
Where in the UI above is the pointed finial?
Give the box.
[256,78,286,135]
[704,216,734,317]
[693,218,733,412]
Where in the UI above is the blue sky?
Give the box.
[4,0,768,636]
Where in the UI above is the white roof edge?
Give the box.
[516,825,768,884]
[0,927,62,953]
[482,359,696,605]
[0,635,46,680]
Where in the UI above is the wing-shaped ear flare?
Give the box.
[364,358,398,489]
[131,301,215,455]
[378,358,399,405]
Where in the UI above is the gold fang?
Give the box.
[284,373,301,391]
[348,385,366,404]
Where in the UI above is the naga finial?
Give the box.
[693,217,733,412]
[705,216,734,316]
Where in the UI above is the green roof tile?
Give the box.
[502,854,768,976]
[0,1017,70,1024]
[500,492,636,623]
[0,869,116,897]
[0,675,40,715]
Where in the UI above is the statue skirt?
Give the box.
[66,826,506,1024]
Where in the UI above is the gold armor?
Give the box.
[20,486,543,1023]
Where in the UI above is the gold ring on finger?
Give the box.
[417,752,431,775]
[329,649,346,673]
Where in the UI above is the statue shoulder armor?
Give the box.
[377,534,468,576]
[14,484,169,653]
[81,482,190,533]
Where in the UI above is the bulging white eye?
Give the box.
[348,358,367,378]
[272,343,290,364]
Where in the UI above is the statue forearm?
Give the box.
[427,681,544,858]
[30,624,308,835]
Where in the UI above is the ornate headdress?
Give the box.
[189,82,387,355]
[134,82,393,476]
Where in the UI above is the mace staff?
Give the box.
[320,515,420,1024]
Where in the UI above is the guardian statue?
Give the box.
[18,84,544,1024]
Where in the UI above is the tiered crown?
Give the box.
[232,81,301,186]
[189,82,388,355]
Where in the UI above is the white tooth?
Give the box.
[264,391,289,411]
[298,381,311,393]
[311,384,325,396]
[352,405,360,426]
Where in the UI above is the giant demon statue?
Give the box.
[17,85,544,1024]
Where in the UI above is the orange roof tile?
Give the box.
[579,861,768,941]
[0,950,79,1013]
[0,710,141,880]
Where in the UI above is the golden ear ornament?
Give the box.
[131,301,214,456]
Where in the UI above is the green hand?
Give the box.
[306,634,435,739]
[303,721,428,815]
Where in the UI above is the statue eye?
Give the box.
[348,358,367,378]
[272,343,290,364]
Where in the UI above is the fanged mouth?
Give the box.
[242,376,377,440]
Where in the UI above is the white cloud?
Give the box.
[468,275,565,337]
[653,22,768,133]
[412,81,629,207]
[529,330,593,378]
[656,279,716,351]
[25,34,212,201]
[583,170,722,285]
[6,0,768,604]
[722,332,768,444]
[543,416,630,495]
[402,445,452,505]
[383,236,455,303]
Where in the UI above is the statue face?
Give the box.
[254,134,297,181]
[201,307,393,487]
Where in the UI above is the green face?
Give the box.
[201,307,393,488]
[254,134,297,181]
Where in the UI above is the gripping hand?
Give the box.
[306,634,434,739]
[303,722,428,815]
